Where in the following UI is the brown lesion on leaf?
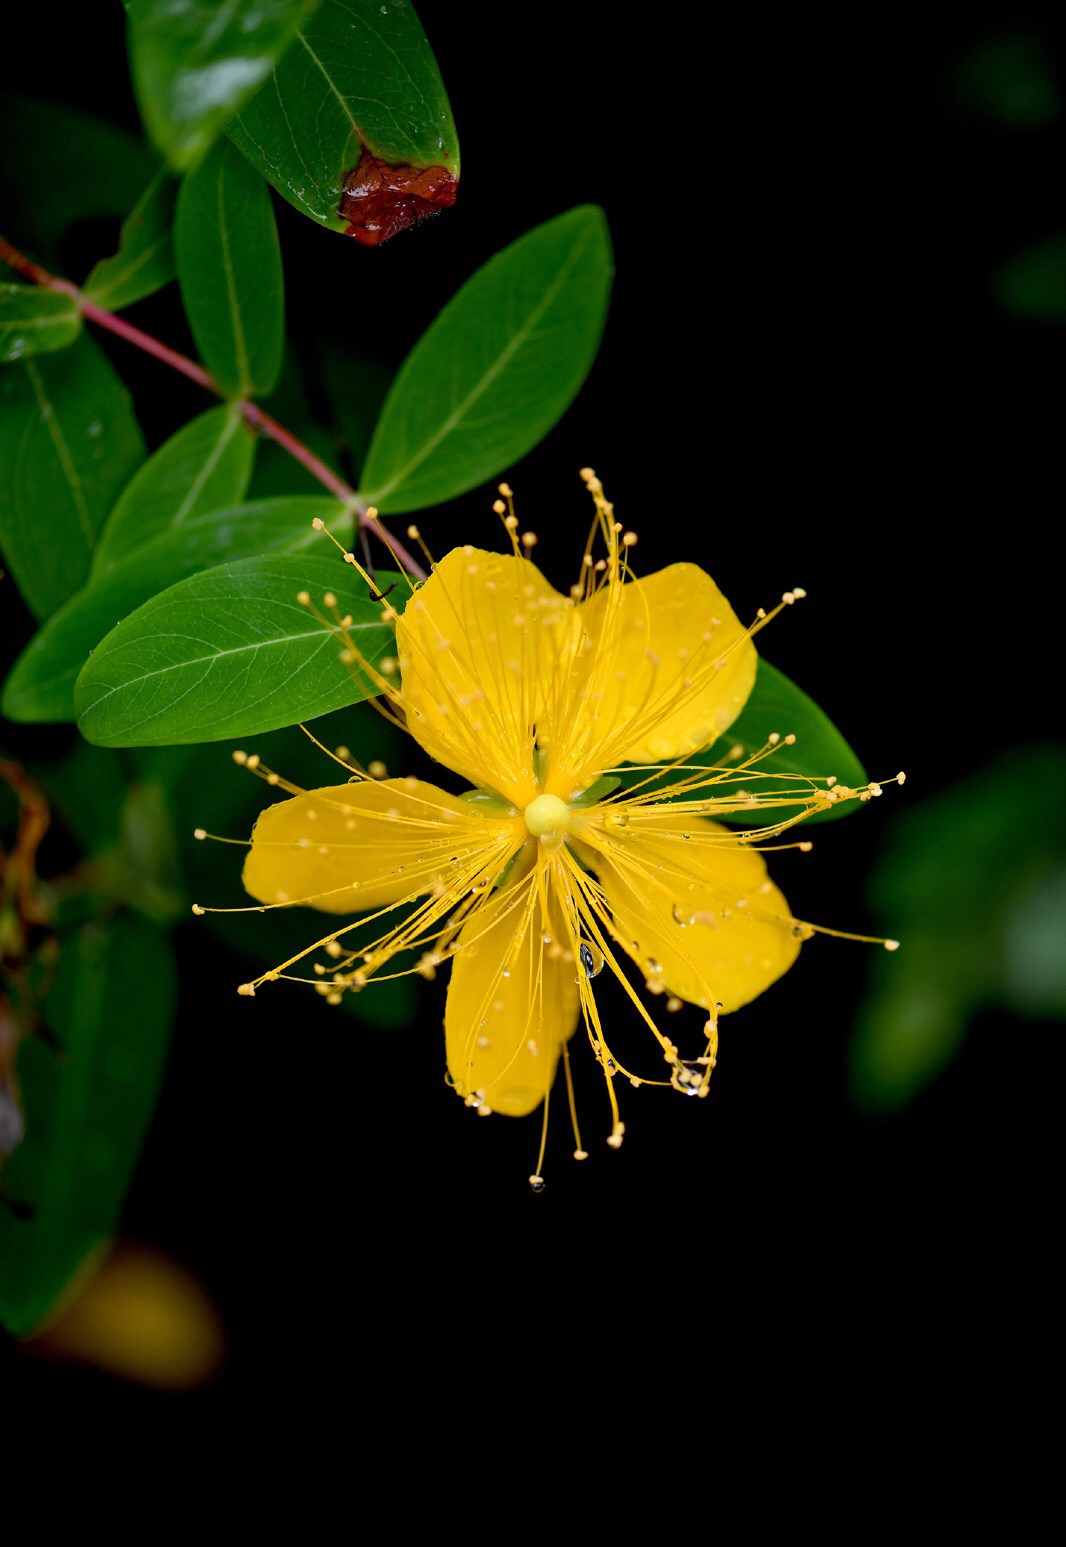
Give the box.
[340,148,457,247]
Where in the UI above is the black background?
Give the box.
[2,2,1062,1418]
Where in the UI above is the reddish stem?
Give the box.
[79,297,216,393]
[0,234,427,582]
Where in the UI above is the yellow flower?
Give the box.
[219,472,897,1182]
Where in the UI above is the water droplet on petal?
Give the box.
[578,942,604,979]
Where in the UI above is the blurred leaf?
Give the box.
[0,914,176,1338]
[245,347,343,498]
[1002,868,1066,1017]
[0,335,145,621]
[75,555,397,747]
[227,0,458,233]
[614,658,868,826]
[994,236,1066,322]
[0,95,157,264]
[82,170,178,312]
[850,745,1066,1112]
[952,27,1060,128]
[5,497,345,723]
[361,207,612,513]
[25,740,128,854]
[126,0,317,171]
[93,405,255,575]
[316,341,391,480]
[110,781,187,924]
[0,284,81,364]
[849,945,970,1114]
[175,138,284,397]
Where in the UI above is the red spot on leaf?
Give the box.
[340,150,457,247]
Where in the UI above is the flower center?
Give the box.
[523,792,571,851]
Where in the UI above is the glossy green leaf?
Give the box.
[360,207,612,513]
[93,405,255,574]
[0,914,175,1338]
[175,138,284,397]
[0,95,158,264]
[227,0,458,232]
[0,283,81,363]
[76,553,396,746]
[127,0,317,171]
[614,658,868,827]
[5,497,345,723]
[0,335,145,621]
[82,170,178,312]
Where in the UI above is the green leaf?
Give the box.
[93,405,255,574]
[82,170,178,312]
[0,284,81,363]
[360,207,612,513]
[952,27,1061,128]
[5,497,345,723]
[246,347,344,497]
[849,744,1066,1111]
[175,138,285,398]
[316,340,391,480]
[614,658,869,827]
[0,335,145,621]
[849,947,970,1114]
[127,0,317,172]
[994,236,1066,322]
[0,914,175,1337]
[227,0,459,234]
[75,553,396,746]
[0,95,158,264]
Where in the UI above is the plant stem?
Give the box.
[0,234,427,582]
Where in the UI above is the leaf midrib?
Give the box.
[362,228,592,504]
[26,360,95,552]
[82,613,386,711]
[216,155,251,395]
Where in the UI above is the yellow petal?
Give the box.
[589,820,799,1013]
[445,874,580,1117]
[396,547,571,805]
[243,777,499,915]
[558,563,756,776]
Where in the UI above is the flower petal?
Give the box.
[445,875,580,1117]
[243,778,503,915]
[396,547,571,804]
[588,820,799,1012]
[559,563,756,774]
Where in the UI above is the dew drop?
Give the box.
[578,942,604,979]
[528,1175,546,1193]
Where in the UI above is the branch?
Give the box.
[0,235,427,582]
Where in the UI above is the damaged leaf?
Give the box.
[227,0,458,237]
